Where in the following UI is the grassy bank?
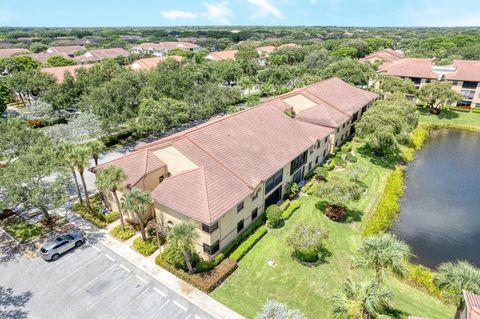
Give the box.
[419,108,480,129]
[212,142,454,318]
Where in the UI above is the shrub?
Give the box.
[287,182,299,200]
[402,147,415,162]
[26,118,43,128]
[323,160,335,171]
[71,203,107,228]
[162,244,187,270]
[411,125,428,150]
[281,201,300,220]
[363,168,405,236]
[132,237,158,256]
[287,222,328,263]
[156,255,237,293]
[314,166,328,181]
[301,179,315,193]
[195,260,215,273]
[109,225,136,241]
[335,157,347,167]
[0,215,47,244]
[472,108,480,114]
[104,211,119,223]
[404,263,442,298]
[325,205,346,222]
[266,205,282,228]
[345,153,357,163]
[279,200,290,212]
[256,300,306,319]
[230,226,267,262]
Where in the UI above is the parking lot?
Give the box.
[0,236,213,319]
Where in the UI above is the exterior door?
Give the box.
[293,168,304,183]
[265,187,282,207]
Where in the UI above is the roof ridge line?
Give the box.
[303,83,353,117]
[199,166,213,223]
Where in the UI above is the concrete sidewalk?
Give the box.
[66,211,244,319]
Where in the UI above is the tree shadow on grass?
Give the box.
[0,286,32,319]
[315,200,363,224]
[418,107,460,120]
[357,144,399,170]
[290,247,332,267]
[383,306,409,319]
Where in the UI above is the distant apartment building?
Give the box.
[131,42,200,57]
[74,48,129,64]
[46,45,85,57]
[41,64,94,83]
[378,58,480,108]
[360,48,404,63]
[129,56,183,71]
[205,50,238,61]
[92,77,377,260]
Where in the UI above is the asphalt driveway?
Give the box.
[0,234,213,319]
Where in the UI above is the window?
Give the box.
[237,220,244,233]
[237,201,244,212]
[462,81,478,89]
[316,141,320,148]
[452,80,459,86]
[251,208,258,220]
[342,123,345,129]
[203,241,219,255]
[253,187,260,200]
[352,111,358,122]
[476,103,480,108]
[315,156,319,164]
[323,150,327,158]
[53,241,68,249]
[159,175,165,183]
[202,221,218,233]
[324,137,328,143]
[460,90,475,100]
[457,101,472,107]
[410,77,422,85]
[308,162,312,171]
[290,150,308,175]
[265,169,283,194]
[336,128,339,133]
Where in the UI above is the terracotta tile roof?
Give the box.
[0,48,30,58]
[132,42,200,51]
[41,64,94,83]
[361,48,404,63]
[464,290,480,319]
[256,45,276,54]
[92,149,166,188]
[74,48,129,63]
[445,60,480,82]
[101,77,376,224]
[378,58,438,79]
[47,45,85,55]
[129,56,183,71]
[206,50,238,61]
[22,52,72,64]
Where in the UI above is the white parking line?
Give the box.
[135,275,148,285]
[86,275,132,310]
[173,300,188,312]
[119,264,131,273]
[147,300,169,319]
[111,287,151,319]
[91,245,101,252]
[71,264,117,296]
[153,287,167,297]
[104,254,115,262]
[57,254,104,283]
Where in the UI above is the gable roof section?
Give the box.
[256,45,276,54]
[445,60,480,82]
[133,42,199,51]
[207,50,238,61]
[378,58,438,79]
[0,48,30,58]
[47,45,85,55]
[74,48,129,63]
[41,64,94,83]
[23,52,72,64]
[361,48,404,63]
[464,290,480,319]
[92,149,165,188]
[130,56,183,71]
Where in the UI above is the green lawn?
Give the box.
[212,142,455,319]
[419,108,480,128]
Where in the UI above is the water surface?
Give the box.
[392,129,480,269]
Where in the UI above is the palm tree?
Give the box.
[434,261,480,306]
[58,143,83,204]
[333,279,392,319]
[121,187,151,241]
[95,166,127,228]
[87,140,106,166]
[72,146,92,209]
[355,233,410,283]
[168,222,199,273]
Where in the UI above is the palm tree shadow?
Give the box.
[383,306,408,319]
[0,286,32,319]
[357,145,399,169]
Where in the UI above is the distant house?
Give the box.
[177,37,204,44]
[131,42,201,57]
[278,43,298,49]
[256,45,276,56]
[0,48,30,58]
[74,48,129,64]
[23,52,73,64]
[361,48,405,63]
[41,64,94,83]
[129,56,183,71]
[205,50,238,61]
[46,45,85,57]
[120,35,143,43]
[377,58,480,108]
[460,290,480,319]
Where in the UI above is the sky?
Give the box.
[1,0,480,27]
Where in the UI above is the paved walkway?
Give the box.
[66,211,244,319]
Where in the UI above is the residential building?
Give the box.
[360,48,404,63]
[23,51,73,64]
[0,48,30,58]
[129,56,183,71]
[256,45,276,56]
[92,77,377,260]
[46,45,85,57]
[131,42,200,57]
[377,58,480,108]
[460,290,480,319]
[74,48,129,64]
[205,50,238,61]
[41,64,94,83]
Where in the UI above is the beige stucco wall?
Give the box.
[451,81,480,106]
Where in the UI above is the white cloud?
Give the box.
[161,10,198,19]
[202,1,232,25]
[246,0,283,19]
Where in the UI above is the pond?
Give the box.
[392,129,480,269]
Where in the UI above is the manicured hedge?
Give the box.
[279,200,290,212]
[109,224,136,241]
[104,211,120,223]
[363,167,405,236]
[71,203,107,228]
[156,255,237,293]
[281,201,300,220]
[230,226,267,262]
[301,179,315,193]
[132,238,158,256]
